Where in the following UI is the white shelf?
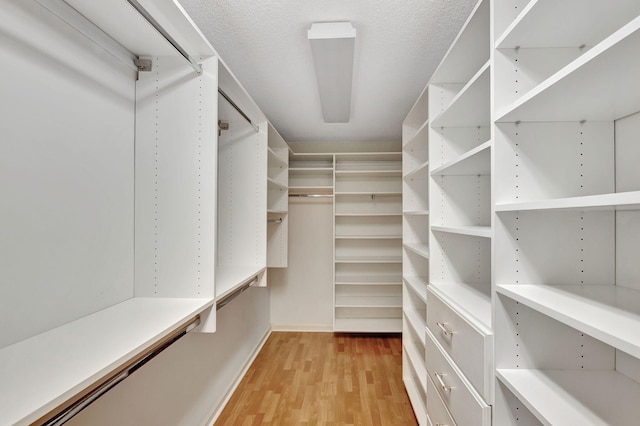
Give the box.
[403,160,429,179]
[497,17,640,122]
[336,213,403,217]
[334,255,402,264]
[431,140,491,176]
[430,282,491,332]
[497,369,640,426]
[403,341,427,392]
[334,191,402,196]
[497,284,640,359]
[403,210,429,216]
[335,275,402,285]
[335,235,402,240]
[268,148,287,168]
[403,372,428,426]
[403,242,430,259]
[495,191,640,212]
[496,0,640,49]
[335,170,402,177]
[431,225,491,238]
[404,309,426,346]
[267,209,288,214]
[432,61,490,128]
[215,265,265,301]
[334,318,402,333]
[0,297,213,426]
[404,275,427,303]
[267,177,287,190]
[335,296,402,308]
[404,120,429,149]
[288,167,333,172]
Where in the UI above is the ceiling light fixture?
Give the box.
[308,22,356,123]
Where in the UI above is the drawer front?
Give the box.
[426,328,491,426]
[427,374,457,426]
[426,287,492,400]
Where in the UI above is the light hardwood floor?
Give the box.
[215,332,418,425]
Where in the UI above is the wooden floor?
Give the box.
[215,332,418,425]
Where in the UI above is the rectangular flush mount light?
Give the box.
[308,22,356,123]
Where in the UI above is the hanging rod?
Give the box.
[217,276,259,311]
[125,0,203,75]
[289,194,334,198]
[218,88,260,133]
[268,218,283,224]
[42,315,201,426]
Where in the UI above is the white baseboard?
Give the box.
[270,324,333,332]
[201,327,272,426]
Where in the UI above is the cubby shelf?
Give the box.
[404,160,429,179]
[403,359,428,426]
[432,61,491,128]
[404,120,429,149]
[497,284,640,359]
[497,369,640,426]
[404,310,426,347]
[268,148,288,168]
[495,191,640,212]
[430,283,491,332]
[431,225,491,238]
[404,276,427,303]
[496,17,640,123]
[0,297,213,426]
[267,178,287,190]
[430,140,491,176]
[404,341,427,392]
[496,0,640,49]
[403,242,430,259]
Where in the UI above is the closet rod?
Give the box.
[218,88,260,133]
[42,315,201,426]
[267,218,283,224]
[217,276,259,311]
[125,0,203,75]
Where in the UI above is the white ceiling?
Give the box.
[178,0,477,143]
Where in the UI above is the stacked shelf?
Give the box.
[493,1,640,424]
[267,124,289,268]
[334,153,403,333]
[288,153,333,195]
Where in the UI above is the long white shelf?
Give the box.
[430,140,491,176]
[335,296,402,308]
[335,234,402,240]
[334,318,402,333]
[335,275,402,285]
[403,371,428,426]
[496,0,640,49]
[403,242,430,259]
[334,255,403,264]
[403,275,427,303]
[404,309,426,346]
[334,191,402,196]
[495,191,640,212]
[336,212,403,217]
[431,225,491,238]
[403,210,429,216]
[267,148,288,168]
[288,167,333,172]
[403,341,427,392]
[497,284,640,359]
[335,170,402,177]
[403,160,429,180]
[432,61,490,128]
[496,17,640,122]
[0,297,213,426]
[267,178,287,190]
[403,120,429,150]
[497,369,640,426]
[430,282,492,332]
[215,265,265,301]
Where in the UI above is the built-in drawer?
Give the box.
[426,286,493,401]
[427,374,457,426]
[426,328,491,426]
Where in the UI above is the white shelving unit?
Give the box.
[0,1,273,424]
[492,1,640,425]
[288,153,334,195]
[267,124,289,268]
[334,153,403,333]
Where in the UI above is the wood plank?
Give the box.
[215,332,417,425]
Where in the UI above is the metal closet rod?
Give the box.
[125,0,203,75]
[267,218,283,224]
[43,315,201,426]
[217,276,259,311]
[218,88,260,133]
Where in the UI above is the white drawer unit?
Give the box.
[427,374,457,426]
[426,328,491,426]
[426,286,493,401]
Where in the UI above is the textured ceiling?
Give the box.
[178,0,477,143]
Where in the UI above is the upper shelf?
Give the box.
[496,17,640,123]
[496,0,640,49]
[431,0,490,84]
[497,284,640,359]
[495,191,640,212]
[431,61,490,128]
[431,140,490,176]
[0,297,213,426]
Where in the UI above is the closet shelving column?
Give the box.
[333,153,403,332]
[493,1,640,424]
[288,153,334,196]
[402,86,430,425]
[267,124,289,268]
[426,0,493,424]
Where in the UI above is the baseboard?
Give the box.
[270,324,333,332]
[201,327,272,426]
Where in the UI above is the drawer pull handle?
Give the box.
[436,321,455,336]
[435,372,453,392]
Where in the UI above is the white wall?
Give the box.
[270,197,334,330]
[68,287,270,426]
